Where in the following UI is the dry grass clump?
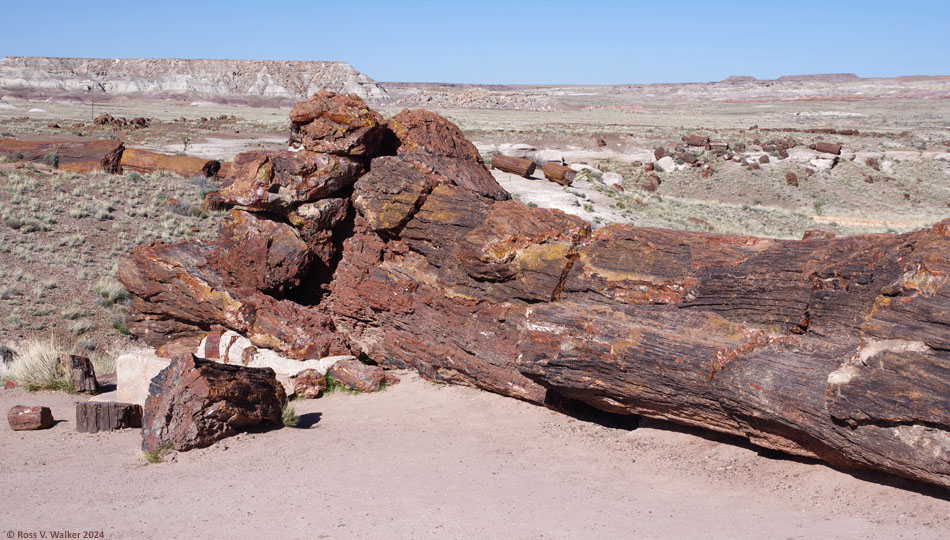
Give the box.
[0,338,69,391]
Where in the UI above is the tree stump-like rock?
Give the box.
[76,402,142,433]
[142,354,286,453]
[59,354,99,394]
[8,405,54,430]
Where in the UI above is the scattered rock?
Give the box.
[759,155,770,164]
[292,369,327,399]
[684,135,709,147]
[602,172,623,185]
[785,172,799,187]
[8,405,54,431]
[498,143,537,159]
[327,358,387,393]
[4,380,15,390]
[802,230,836,241]
[653,147,666,161]
[142,355,286,453]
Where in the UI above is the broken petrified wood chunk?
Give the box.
[814,141,842,155]
[215,208,313,294]
[289,90,386,156]
[214,149,365,212]
[8,405,54,430]
[58,354,99,393]
[491,155,536,178]
[76,402,142,433]
[541,162,577,186]
[388,108,509,201]
[293,369,327,399]
[327,358,386,393]
[142,354,286,452]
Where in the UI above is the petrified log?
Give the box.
[119,96,950,488]
[814,142,842,155]
[8,405,54,430]
[541,162,577,186]
[119,148,220,177]
[142,354,286,452]
[0,138,124,173]
[58,354,99,393]
[685,135,709,147]
[76,402,142,433]
[491,155,536,178]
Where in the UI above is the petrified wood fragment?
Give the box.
[76,402,142,433]
[58,354,99,393]
[142,355,286,452]
[8,405,54,430]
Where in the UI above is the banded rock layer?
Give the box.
[119,92,950,488]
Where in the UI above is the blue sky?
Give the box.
[1,1,947,84]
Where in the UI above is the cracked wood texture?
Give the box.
[119,92,950,488]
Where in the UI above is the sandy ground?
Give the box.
[2,371,948,540]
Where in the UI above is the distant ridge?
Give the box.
[0,56,389,103]
[775,73,859,82]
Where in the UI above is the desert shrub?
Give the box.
[42,151,59,168]
[281,403,299,427]
[0,338,70,391]
[94,277,131,307]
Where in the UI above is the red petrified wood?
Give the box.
[118,93,950,489]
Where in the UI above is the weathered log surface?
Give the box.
[0,138,124,173]
[120,148,220,177]
[491,155,536,178]
[76,402,142,433]
[58,354,99,394]
[142,354,286,452]
[8,405,54,430]
[541,162,576,186]
[118,94,950,488]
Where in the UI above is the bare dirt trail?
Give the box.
[2,372,947,539]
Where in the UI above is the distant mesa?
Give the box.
[0,56,389,103]
[722,74,861,83]
[722,76,757,83]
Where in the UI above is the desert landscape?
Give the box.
[1,54,949,539]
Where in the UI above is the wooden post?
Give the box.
[491,155,536,178]
[76,402,142,433]
[540,162,577,186]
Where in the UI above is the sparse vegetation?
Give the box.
[281,403,300,427]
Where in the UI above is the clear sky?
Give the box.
[1,0,947,84]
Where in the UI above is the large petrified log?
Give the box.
[118,93,950,488]
[0,138,124,173]
[119,148,220,177]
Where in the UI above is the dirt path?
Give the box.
[2,372,948,539]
